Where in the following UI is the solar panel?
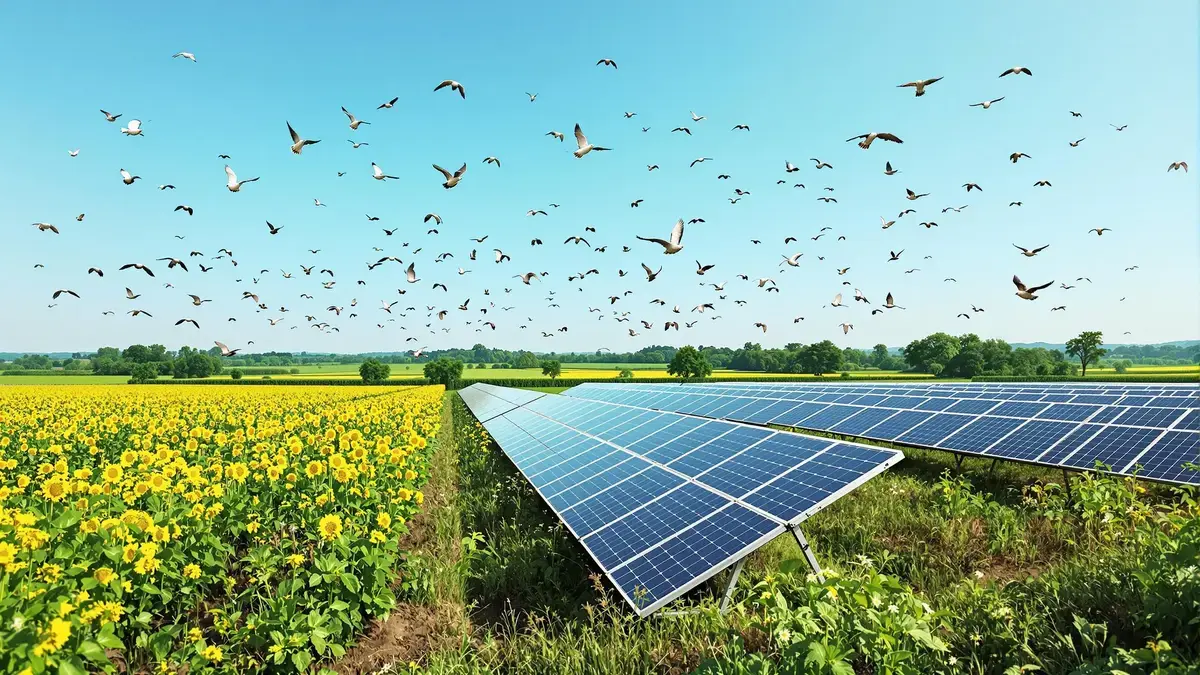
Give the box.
[564,382,1200,485]
[458,383,903,616]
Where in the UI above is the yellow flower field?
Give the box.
[0,384,443,674]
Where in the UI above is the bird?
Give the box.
[671,127,692,135]
[348,140,369,149]
[174,205,193,216]
[846,132,903,149]
[817,197,837,203]
[128,310,153,318]
[100,109,122,122]
[919,221,938,229]
[172,51,197,62]
[637,219,685,254]
[1168,161,1189,172]
[963,183,982,192]
[631,199,643,208]
[287,122,320,154]
[839,323,854,334]
[1013,275,1053,300]
[1069,138,1086,147]
[1051,306,1067,312]
[483,156,500,167]
[1034,180,1052,187]
[187,294,211,306]
[810,158,833,169]
[753,322,767,333]
[884,161,900,176]
[120,169,141,185]
[905,188,929,200]
[1088,228,1112,236]
[424,213,443,225]
[546,130,564,142]
[596,58,617,69]
[897,76,943,96]
[695,261,715,275]
[159,184,175,190]
[87,267,103,277]
[564,236,590,246]
[372,163,399,181]
[175,318,200,329]
[732,124,750,131]
[434,79,466,98]
[957,313,971,319]
[888,250,904,261]
[51,289,79,300]
[266,221,283,235]
[1009,152,1031,163]
[690,157,713,167]
[1110,124,1128,131]
[999,66,1033,77]
[781,253,803,267]
[970,97,1005,109]
[433,163,467,189]
[215,341,240,357]
[377,97,399,109]
[573,124,610,158]
[120,119,143,136]
[883,293,905,310]
[854,289,870,304]
[1070,111,1083,117]
[32,222,59,234]
[526,209,548,217]
[1009,201,1023,207]
[68,149,79,157]
[157,257,188,271]
[341,106,369,130]
[880,216,896,229]
[1012,242,1051,255]
[120,263,155,276]
[225,165,259,192]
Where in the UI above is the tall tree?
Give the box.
[1065,331,1107,377]
[540,360,562,380]
[668,346,712,379]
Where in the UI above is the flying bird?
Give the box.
[1013,275,1053,300]
[637,219,685,254]
[287,122,320,154]
[596,58,617,69]
[846,132,902,149]
[573,124,610,158]
[372,162,399,181]
[999,66,1033,77]
[434,79,466,98]
[433,163,467,189]
[897,76,943,96]
[970,97,1005,109]
[172,51,197,62]
[225,165,259,192]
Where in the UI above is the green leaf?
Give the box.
[309,573,322,588]
[804,641,827,667]
[53,510,82,530]
[311,632,327,655]
[95,630,124,650]
[907,627,936,649]
[291,651,312,672]
[57,657,87,675]
[330,600,349,612]
[77,640,108,664]
[830,661,855,675]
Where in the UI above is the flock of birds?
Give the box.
[23,54,1192,356]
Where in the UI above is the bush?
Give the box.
[129,363,158,384]
[424,357,464,388]
[262,375,271,380]
[230,369,243,380]
[290,368,300,374]
[540,360,562,380]
[618,369,634,379]
[359,358,391,384]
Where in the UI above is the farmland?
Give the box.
[0,384,442,673]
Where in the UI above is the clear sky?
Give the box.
[2,1,1197,355]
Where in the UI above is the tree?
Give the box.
[230,369,244,380]
[129,363,157,384]
[799,340,844,376]
[424,357,464,388]
[871,344,890,368]
[902,333,960,373]
[1065,331,1107,377]
[359,358,391,384]
[668,346,712,379]
[618,368,634,379]
[540,360,562,380]
[1114,360,1131,374]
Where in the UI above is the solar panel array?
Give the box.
[564,382,1200,485]
[458,382,903,616]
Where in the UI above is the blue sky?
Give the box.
[1,1,1196,354]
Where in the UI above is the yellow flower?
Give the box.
[183,564,201,580]
[0,542,17,566]
[318,514,343,541]
[202,645,223,662]
[369,530,387,544]
[103,464,124,483]
[376,512,392,530]
[33,617,71,656]
[41,477,70,502]
[94,567,115,584]
[286,554,305,568]
[305,460,324,478]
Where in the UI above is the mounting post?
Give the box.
[719,557,747,613]
[790,526,825,584]
[954,454,965,471]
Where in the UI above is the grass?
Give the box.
[383,393,1200,675]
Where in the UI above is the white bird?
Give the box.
[120,119,143,136]
[839,323,854,334]
[372,162,399,181]
[225,165,259,192]
[434,79,466,98]
[780,253,803,267]
[119,169,140,185]
[341,106,369,130]
[1013,275,1053,300]
[970,97,1005,109]
[68,149,79,157]
[897,76,943,96]
[546,130,564,142]
[287,122,320,154]
[172,51,197,62]
[636,219,685,254]
[313,198,326,207]
[433,163,467,189]
[405,263,420,283]
[999,66,1033,77]
[690,111,706,121]
[830,293,845,307]
[573,124,610,158]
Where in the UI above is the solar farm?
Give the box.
[459,380,1200,622]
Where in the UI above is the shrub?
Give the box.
[129,362,158,384]
[618,369,634,379]
[424,357,464,388]
[541,360,562,380]
[230,369,243,380]
[359,358,391,384]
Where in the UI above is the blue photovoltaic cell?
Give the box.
[1087,407,1127,424]
[583,482,729,571]
[897,413,976,446]
[645,423,730,464]
[940,416,1025,452]
[744,442,896,522]
[991,401,1050,418]
[947,399,1000,415]
[772,402,831,426]
[609,504,781,613]
[831,407,899,435]
[988,420,1080,461]
[1036,403,1100,422]
[624,416,708,456]
[863,410,934,440]
[740,400,805,424]
[668,426,773,477]
[1060,426,1164,472]
[546,456,650,512]
[1174,410,1200,431]
[1037,424,1104,465]
[564,465,686,536]
[697,434,830,497]
[795,404,862,429]
[1134,432,1200,483]
[1112,407,1187,429]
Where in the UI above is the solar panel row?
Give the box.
[564,382,1200,485]
[458,383,903,616]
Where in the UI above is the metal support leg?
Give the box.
[719,557,747,614]
[954,454,965,471]
[791,526,825,584]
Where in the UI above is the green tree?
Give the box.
[799,340,844,376]
[359,358,391,384]
[424,357,464,388]
[540,360,562,380]
[129,363,157,384]
[902,333,960,373]
[617,368,634,379]
[668,346,713,379]
[871,344,890,368]
[1065,331,1107,377]
[230,369,244,380]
